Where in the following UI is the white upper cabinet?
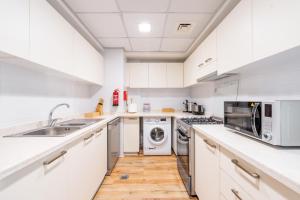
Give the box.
[73,31,104,85]
[217,0,252,75]
[253,0,300,61]
[0,0,29,59]
[148,63,167,88]
[129,63,149,88]
[166,63,183,88]
[184,30,217,86]
[184,48,200,87]
[197,30,217,79]
[0,0,105,86]
[30,0,74,74]
[127,62,183,88]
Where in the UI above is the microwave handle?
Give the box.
[251,103,260,137]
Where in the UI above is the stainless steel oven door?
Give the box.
[224,101,262,138]
[176,128,191,194]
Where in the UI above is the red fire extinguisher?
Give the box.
[113,89,119,106]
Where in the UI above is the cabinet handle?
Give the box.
[231,159,260,179]
[231,189,242,200]
[95,128,103,136]
[205,58,213,63]
[198,63,204,68]
[203,139,217,149]
[84,133,94,141]
[128,117,138,120]
[43,150,67,166]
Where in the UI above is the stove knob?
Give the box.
[263,133,272,141]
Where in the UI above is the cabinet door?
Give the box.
[253,0,300,61]
[129,63,149,88]
[195,132,219,200]
[0,0,29,59]
[197,30,218,79]
[123,117,140,153]
[0,150,69,200]
[148,63,167,88]
[217,0,252,75]
[166,63,183,88]
[67,132,97,200]
[92,126,107,192]
[184,48,199,87]
[125,64,130,88]
[30,0,74,74]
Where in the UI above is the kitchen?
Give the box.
[1,0,300,200]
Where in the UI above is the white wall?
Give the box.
[190,63,300,118]
[93,48,126,114]
[128,88,190,112]
[0,62,101,129]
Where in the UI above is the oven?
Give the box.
[176,120,195,196]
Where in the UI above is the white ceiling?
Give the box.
[63,0,225,53]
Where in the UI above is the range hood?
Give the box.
[196,71,238,82]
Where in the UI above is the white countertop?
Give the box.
[0,111,195,181]
[193,125,300,194]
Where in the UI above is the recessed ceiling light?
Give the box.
[138,22,151,33]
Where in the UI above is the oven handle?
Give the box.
[251,103,260,137]
[177,131,189,145]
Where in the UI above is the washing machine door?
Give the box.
[148,127,167,145]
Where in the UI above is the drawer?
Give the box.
[221,169,254,200]
[220,147,299,200]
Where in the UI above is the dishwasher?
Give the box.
[107,117,121,175]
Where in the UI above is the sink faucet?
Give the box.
[48,103,70,127]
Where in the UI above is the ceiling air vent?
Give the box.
[177,23,192,33]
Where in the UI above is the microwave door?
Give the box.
[251,103,262,138]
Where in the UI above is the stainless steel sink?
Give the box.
[58,118,103,128]
[5,126,81,137]
[4,118,103,137]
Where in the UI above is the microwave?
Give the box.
[224,101,300,147]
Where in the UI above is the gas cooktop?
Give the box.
[180,117,223,125]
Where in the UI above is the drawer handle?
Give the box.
[43,150,67,166]
[231,189,242,200]
[95,128,103,133]
[128,117,138,120]
[198,63,204,68]
[84,133,94,141]
[205,57,213,63]
[203,139,217,149]
[95,128,103,137]
[231,159,260,179]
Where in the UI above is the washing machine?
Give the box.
[143,117,171,155]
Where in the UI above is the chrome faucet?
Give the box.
[48,103,70,127]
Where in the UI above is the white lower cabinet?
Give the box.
[220,170,253,200]
[0,149,68,200]
[67,126,107,200]
[194,131,300,200]
[195,131,220,200]
[0,126,107,200]
[123,117,140,153]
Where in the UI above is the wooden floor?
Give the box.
[94,154,197,200]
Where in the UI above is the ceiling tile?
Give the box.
[123,13,166,37]
[99,38,131,51]
[169,0,224,13]
[117,0,170,12]
[64,0,119,12]
[130,38,161,51]
[164,13,212,38]
[78,13,127,37]
[161,38,194,52]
